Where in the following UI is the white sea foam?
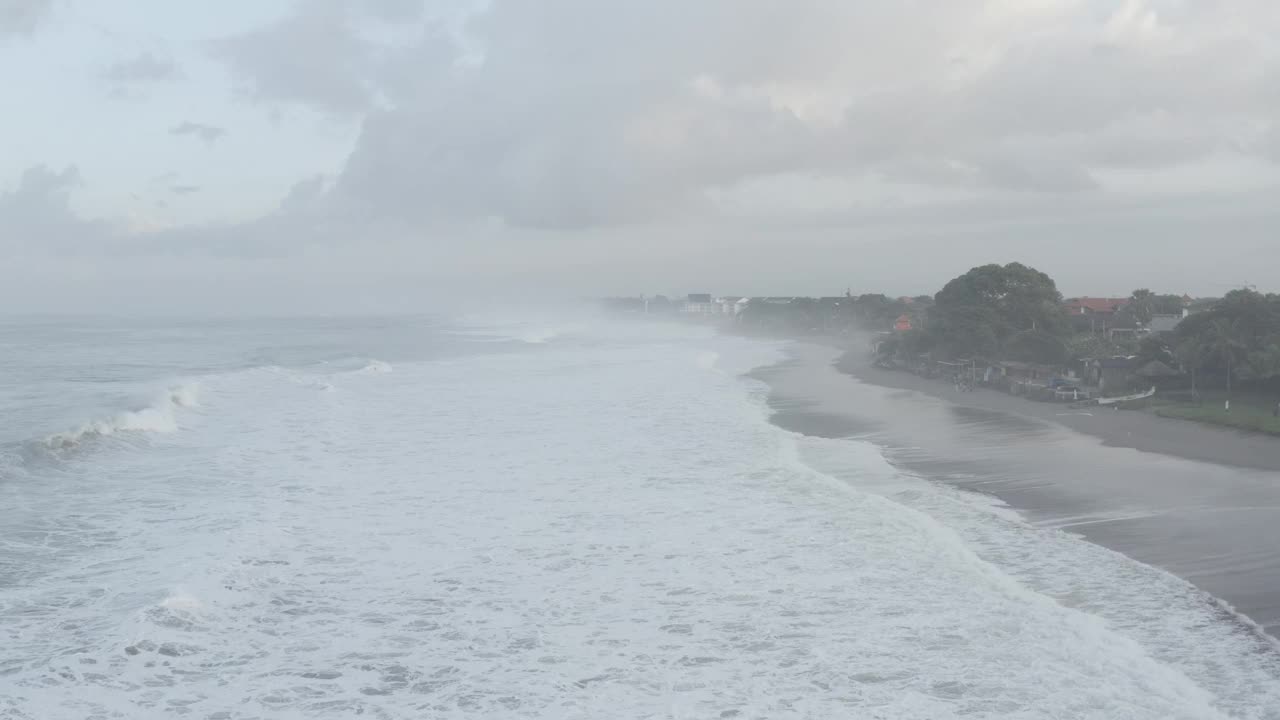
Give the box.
[358,359,393,374]
[41,383,200,449]
[4,328,1279,719]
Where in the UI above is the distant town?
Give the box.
[603,262,1280,436]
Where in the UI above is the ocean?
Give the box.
[1,314,1278,719]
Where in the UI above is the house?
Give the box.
[1107,313,1141,341]
[1148,312,1187,335]
[717,296,744,314]
[682,293,718,314]
[894,314,913,332]
[1065,297,1130,334]
[1064,297,1129,316]
[993,360,1059,396]
[1084,356,1138,392]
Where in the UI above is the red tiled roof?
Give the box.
[1064,297,1129,313]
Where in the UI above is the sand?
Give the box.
[757,339,1280,636]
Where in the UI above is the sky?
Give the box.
[3,0,1280,313]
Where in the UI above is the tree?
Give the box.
[1174,336,1205,400]
[1004,330,1068,366]
[1130,289,1156,325]
[1196,318,1248,399]
[1174,288,1280,388]
[1068,333,1129,362]
[1152,294,1186,316]
[1135,335,1177,368]
[852,293,909,331]
[1245,340,1280,382]
[1127,289,1185,326]
[929,263,1069,360]
[929,304,1002,359]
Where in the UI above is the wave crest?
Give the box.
[43,383,201,450]
[358,360,393,374]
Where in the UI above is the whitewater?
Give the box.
[2,315,1279,719]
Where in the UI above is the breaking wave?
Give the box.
[358,359,393,374]
[41,383,201,451]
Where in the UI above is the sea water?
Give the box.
[1,314,1278,718]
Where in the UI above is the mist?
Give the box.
[4,0,1280,313]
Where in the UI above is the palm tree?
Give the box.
[1175,336,1204,402]
[1198,318,1249,407]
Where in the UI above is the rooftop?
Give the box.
[1064,297,1129,314]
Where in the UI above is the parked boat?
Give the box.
[1095,387,1156,405]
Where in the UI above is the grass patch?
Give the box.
[1153,402,1280,436]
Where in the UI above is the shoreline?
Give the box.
[753,338,1280,636]
[831,336,1280,473]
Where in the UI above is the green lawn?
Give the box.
[1150,395,1280,436]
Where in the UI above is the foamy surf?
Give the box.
[4,319,1279,719]
[41,383,200,450]
[358,359,393,374]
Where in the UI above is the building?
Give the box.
[682,293,718,315]
[1085,356,1138,393]
[1065,297,1130,335]
[1064,297,1129,316]
[717,296,744,315]
[1148,311,1188,335]
[894,314,913,332]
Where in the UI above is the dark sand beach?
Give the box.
[759,340,1280,636]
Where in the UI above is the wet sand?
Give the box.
[835,341,1280,473]
[759,341,1280,636]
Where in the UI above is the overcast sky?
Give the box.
[3,0,1280,313]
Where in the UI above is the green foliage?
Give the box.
[851,294,910,331]
[1125,289,1184,325]
[1174,288,1280,389]
[1154,403,1280,436]
[1067,333,1129,360]
[1246,342,1280,381]
[1153,294,1186,316]
[899,328,937,357]
[1003,330,1068,366]
[1129,289,1156,325]
[928,263,1068,360]
[1135,335,1176,367]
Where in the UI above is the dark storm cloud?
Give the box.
[170,121,227,145]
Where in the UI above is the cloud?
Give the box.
[0,165,108,252]
[0,0,52,37]
[12,0,1280,312]
[104,52,180,84]
[210,0,429,116]
[170,121,227,145]
[305,0,1280,230]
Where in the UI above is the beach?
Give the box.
[758,339,1280,638]
[835,339,1280,473]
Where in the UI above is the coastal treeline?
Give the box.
[603,263,1280,398]
[877,263,1280,395]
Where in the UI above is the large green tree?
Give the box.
[1174,288,1280,388]
[1003,329,1068,366]
[929,263,1069,359]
